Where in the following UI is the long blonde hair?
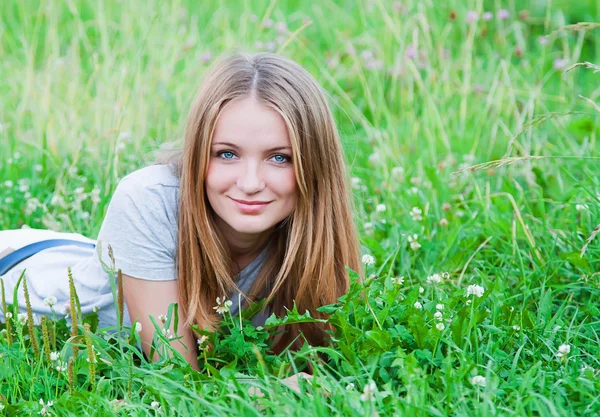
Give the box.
[159,52,362,353]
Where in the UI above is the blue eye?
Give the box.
[219,151,236,160]
[271,154,289,164]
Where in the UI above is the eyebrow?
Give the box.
[212,141,292,152]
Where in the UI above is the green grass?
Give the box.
[1,0,600,415]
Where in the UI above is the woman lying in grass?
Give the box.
[0,52,363,377]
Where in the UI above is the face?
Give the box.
[206,96,297,250]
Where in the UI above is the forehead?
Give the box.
[211,97,291,148]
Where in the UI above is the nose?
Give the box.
[236,160,265,194]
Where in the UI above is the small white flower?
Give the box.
[360,380,377,402]
[434,312,443,320]
[414,301,423,310]
[363,222,374,231]
[409,207,423,221]
[55,361,67,372]
[407,234,421,250]
[213,297,233,315]
[436,322,445,331]
[436,304,444,310]
[391,276,404,285]
[135,322,143,332]
[0,403,4,410]
[43,296,57,308]
[158,314,167,324]
[4,312,12,319]
[471,375,486,387]
[556,344,571,358]
[362,254,375,266]
[197,335,208,349]
[419,286,424,294]
[466,299,472,305]
[391,166,404,178]
[375,203,386,213]
[368,151,381,164]
[50,351,59,361]
[345,383,355,391]
[150,401,161,410]
[3,180,12,188]
[576,204,588,212]
[466,284,485,298]
[512,325,520,331]
[17,313,27,326]
[426,273,442,284]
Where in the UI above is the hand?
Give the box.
[247,372,313,397]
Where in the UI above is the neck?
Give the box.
[215,217,271,274]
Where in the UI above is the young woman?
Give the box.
[0,52,363,370]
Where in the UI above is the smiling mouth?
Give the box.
[230,198,272,214]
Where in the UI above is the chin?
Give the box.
[228,217,275,235]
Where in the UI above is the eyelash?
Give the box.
[216,151,291,164]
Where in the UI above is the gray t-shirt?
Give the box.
[0,163,270,329]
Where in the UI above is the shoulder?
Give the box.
[119,163,180,190]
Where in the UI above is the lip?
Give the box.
[230,198,272,214]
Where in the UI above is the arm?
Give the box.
[122,273,200,371]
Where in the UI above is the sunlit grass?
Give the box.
[1,0,600,415]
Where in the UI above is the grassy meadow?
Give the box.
[1,0,600,415]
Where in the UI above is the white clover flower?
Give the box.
[391,166,405,180]
[471,375,486,387]
[55,361,67,372]
[361,254,375,266]
[62,304,71,316]
[351,177,361,189]
[4,312,12,319]
[409,207,423,221]
[436,322,445,331]
[407,234,421,250]
[426,273,441,284]
[17,313,27,326]
[391,276,404,285]
[436,304,444,310]
[135,322,143,332]
[360,380,377,402]
[213,297,233,315]
[39,398,54,416]
[410,186,419,194]
[440,218,449,226]
[466,284,485,298]
[43,296,57,308]
[368,151,380,164]
[414,301,423,310]
[375,203,386,213]
[3,180,13,188]
[50,351,59,361]
[419,286,424,294]
[512,325,520,331]
[197,335,208,349]
[434,312,443,320]
[363,222,374,232]
[151,401,161,410]
[557,344,571,358]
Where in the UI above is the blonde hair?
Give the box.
[159,52,362,353]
